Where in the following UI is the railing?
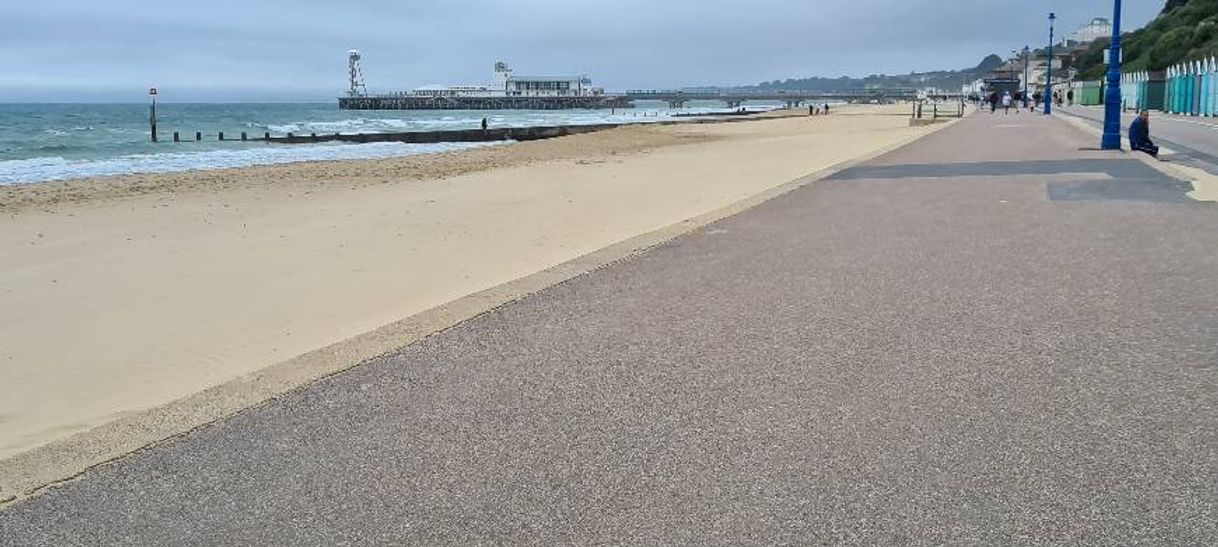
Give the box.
[624,89,918,97]
[911,100,965,120]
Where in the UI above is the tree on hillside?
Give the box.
[1150,27,1195,70]
[1075,0,1218,78]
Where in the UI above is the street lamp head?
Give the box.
[1049,12,1056,21]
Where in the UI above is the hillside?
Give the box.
[1076,0,1218,79]
[725,54,1004,92]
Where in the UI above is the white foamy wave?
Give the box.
[0,141,506,185]
[266,123,303,133]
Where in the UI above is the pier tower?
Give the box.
[494,61,513,92]
[348,49,367,97]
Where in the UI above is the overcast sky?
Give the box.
[0,0,1164,102]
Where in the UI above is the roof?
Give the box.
[508,75,586,83]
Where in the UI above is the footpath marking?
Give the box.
[1056,110,1217,203]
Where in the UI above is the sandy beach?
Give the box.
[0,105,932,459]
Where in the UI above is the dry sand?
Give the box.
[0,106,931,459]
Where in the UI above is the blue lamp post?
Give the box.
[1044,13,1056,115]
[1101,0,1124,149]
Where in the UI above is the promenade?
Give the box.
[2,113,1215,544]
[1059,105,1218,174]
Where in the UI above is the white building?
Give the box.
[1064,17,1112,47]
[412,62,602,98]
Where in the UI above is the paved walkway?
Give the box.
[2,114,1216,545]
[1060,105,1218,174]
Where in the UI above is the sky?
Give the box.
[0,0,1165,102]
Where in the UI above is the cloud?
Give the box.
[0,0,1164,101]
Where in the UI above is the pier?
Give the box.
[337,89,919,111]
[338,94,632,111]
[622,88,920,109]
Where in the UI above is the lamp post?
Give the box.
[1101,0,1123,149]
[1044,13,1056,115]
[1010,50,1019,98]
[1022,46,1031,106]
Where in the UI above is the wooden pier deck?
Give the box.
[338,95,632,111]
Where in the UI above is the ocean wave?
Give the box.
[34,144,90,153]
[0,141,506,185]
[266,123,303,133]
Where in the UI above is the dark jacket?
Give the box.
[1129,117,1152,149]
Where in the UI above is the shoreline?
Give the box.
[0,106,797,194]
[1,104,941,500]
[3,108,810,212]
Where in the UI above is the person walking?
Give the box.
[1129,110,1159,157]
[481,117,489,131]
[1002,91,1012,114]
[989,91,998,114]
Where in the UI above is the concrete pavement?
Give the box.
[1060,105,1218,174]
[1,113,1215,545]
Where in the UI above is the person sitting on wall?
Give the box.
[1129,110,1159,158]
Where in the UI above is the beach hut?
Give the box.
[1191,61,1201,115]
[1121,73,1131,111]
[1135,71,1144,112]
[1201,61,1208,116]
[1077,81,1103,105]
[1178,63,1189,114]
[1210,58,1218,116]
[1203,59,1213,117]
[1166,66,1177,113]
[1139,71,1149,111]
[1124,72,1140,111]
[1211,57,1218,117]
[1192,61,1202,116]
[1180,63,1190,114]
[1146,70,1167,112]
[1179,63,1190,114]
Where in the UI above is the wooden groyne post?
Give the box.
[148,87,158,143]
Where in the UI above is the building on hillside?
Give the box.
[1028,54,1070,97]
[1063,17,1112,47]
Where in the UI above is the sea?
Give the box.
[0,101,776,185]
